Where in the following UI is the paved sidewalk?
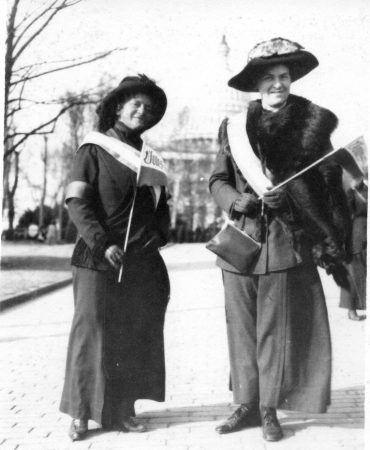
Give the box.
[0,244,366,449]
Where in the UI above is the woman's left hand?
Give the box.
[263,187,287,209]
[105,244,124,269]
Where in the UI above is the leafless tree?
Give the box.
[38,135,48,231]
[52,98,94,240]
[3,0,126,236]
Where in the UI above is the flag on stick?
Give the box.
[117,143,168,282]
[258,136,367,198]
[78,131,168,283]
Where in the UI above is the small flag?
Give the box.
[138,143,168,186]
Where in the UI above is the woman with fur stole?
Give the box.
[209,37,350,442]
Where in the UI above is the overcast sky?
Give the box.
[10,0,370,141]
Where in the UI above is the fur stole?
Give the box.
[217,96,351,286]
[246,95,351,282]
[247,94,338,180]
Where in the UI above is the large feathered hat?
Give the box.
[228,37,319,92]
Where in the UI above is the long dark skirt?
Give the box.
[59,250,170,424]
[222,262,331,413]
[339,251,367,311]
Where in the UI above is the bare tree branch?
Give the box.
[4,98,96,156]
[14,51,118,73]
[13,0,80,63]
[10,152,20,197]
[13,2,44,31]
[13,0,59,49]
[5,0,21,123]
[6,107,22,119]
[10,48,127,86]
[17,70,29,110]
[8,91,99,107]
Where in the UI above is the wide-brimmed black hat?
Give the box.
[228,37,319,92]
[97,74,167,130]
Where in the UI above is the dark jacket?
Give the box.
[66,123,170,271]
[209,95,350,274]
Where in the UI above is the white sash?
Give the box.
[227,112,366,196]
[79,131,168,206]
[227,112,272,197]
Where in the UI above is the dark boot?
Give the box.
[120,417,147,432]
[215,404,261,434]
[112,399,146,432]
[260,406,283,441]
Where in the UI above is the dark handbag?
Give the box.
[206,221,261,272]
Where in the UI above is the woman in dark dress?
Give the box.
[60,75,170,440]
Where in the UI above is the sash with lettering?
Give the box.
[79,129,168,282]
[79,129,168,206]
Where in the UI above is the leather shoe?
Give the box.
[348,310,366,321]
[114,417,146,433]
[216,404,261,434]
[69,418,88,441]
[260,407,283,441]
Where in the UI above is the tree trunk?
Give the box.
[5,151,19,239]
[6,152,19,239]
[7,195,15,239]
[38,136,48,230]
[57,186,66,241]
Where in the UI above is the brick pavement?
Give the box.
[0,244,366,450]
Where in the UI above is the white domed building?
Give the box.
[159,36,250,239]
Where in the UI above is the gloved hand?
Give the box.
[324,236,345,260]
[233,193,259,215]
[262,187,287,209]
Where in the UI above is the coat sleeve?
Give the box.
[319,160,352,252]
[66,144,114,262]
[209,119,241,215]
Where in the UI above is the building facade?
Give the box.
[159,36,250,239]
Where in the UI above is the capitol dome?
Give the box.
[171,35,250,146]
[161,36,251,232]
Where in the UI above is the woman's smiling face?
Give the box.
[257,64,291,110]
[118,93,154,131]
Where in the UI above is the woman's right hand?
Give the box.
[233,193,259,214]
[104,244,124,269]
